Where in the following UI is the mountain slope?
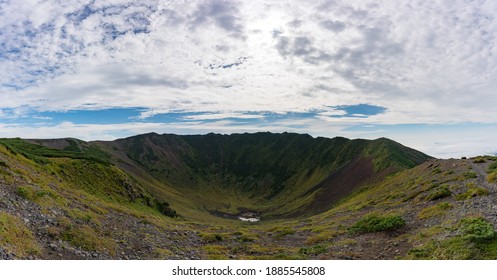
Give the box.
[95,132,431,218]
[8,132,487,260]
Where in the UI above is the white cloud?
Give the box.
[1,0,497,157]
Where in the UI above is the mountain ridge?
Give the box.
[91,132,432,218]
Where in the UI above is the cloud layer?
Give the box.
[1,0,497,157]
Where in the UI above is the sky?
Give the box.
[1,0,497,158]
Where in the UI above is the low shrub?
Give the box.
[0,211,41,257]
[418,202,453,219]
[426,185,452,201]
[16,186,34,200]
[156,201,177,218]
[488,161,497,172]
[461,171,477,180]
[460,217,495,243]
[299,244,328,256]
[456,186,489,200]
[488,172,497,183]
[200,232,224,243]
[349,214,405,234]
[473,158,486,163]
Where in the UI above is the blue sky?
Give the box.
[1,0,497,158]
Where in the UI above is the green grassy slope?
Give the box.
[95,132,432,219]
[0,138,177,218]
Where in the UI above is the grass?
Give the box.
[153,248,174,259]
[407,217,497,259]
[460,217,495,242]
[426,185,452,201]
[488,172,497,183]
[473,157,486,163]
[0,138,110,164]
[305,229,344,245]
[455,184,489,200]
[349,213,405,234]
[200,232,224,243]
[0,211,41,258]
[269,227,296,239]
[202,244,229,259]
[60,224,116,255]
[460,171,477,180]
[417,202,453,219]
[232,231,258,242]
[299,244,328,256]
[487,162,497,182]
[406,237,473,259]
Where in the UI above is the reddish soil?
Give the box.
[291,157,377,217]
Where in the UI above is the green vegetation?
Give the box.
[0,138,110,164]
[407,217,497,259]
[488,161,497,171]
[156,201,178,218]
[473,157,486,163]
[460,217,495,242]
[0,211,41,257]
[299,244,328,256]
[268,227,296,239]
[349,214,406,234]
[418,202,453,219]
[461,171,477,180]
[487,161,497,182]
[202,244,229,260]
[426,185,452,201]
[305,229,344,245]
[456,184,489,200]
[200,232,224,243]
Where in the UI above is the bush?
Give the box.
[456,186,489,200]
[201,233,224,243]
[299,244,328,256]
[461,218,495,243]
[488,172,497,183]
[418,202,453,219]
[487,162,497,183]
[349,214,405,234]
[488,161,497,172]
[462,171,477,179]
[16,186,34,200]
[426,185,452,201]
[156,201,177,218]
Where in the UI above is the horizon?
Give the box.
[1,0,497,158]
[13,130,497,159]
